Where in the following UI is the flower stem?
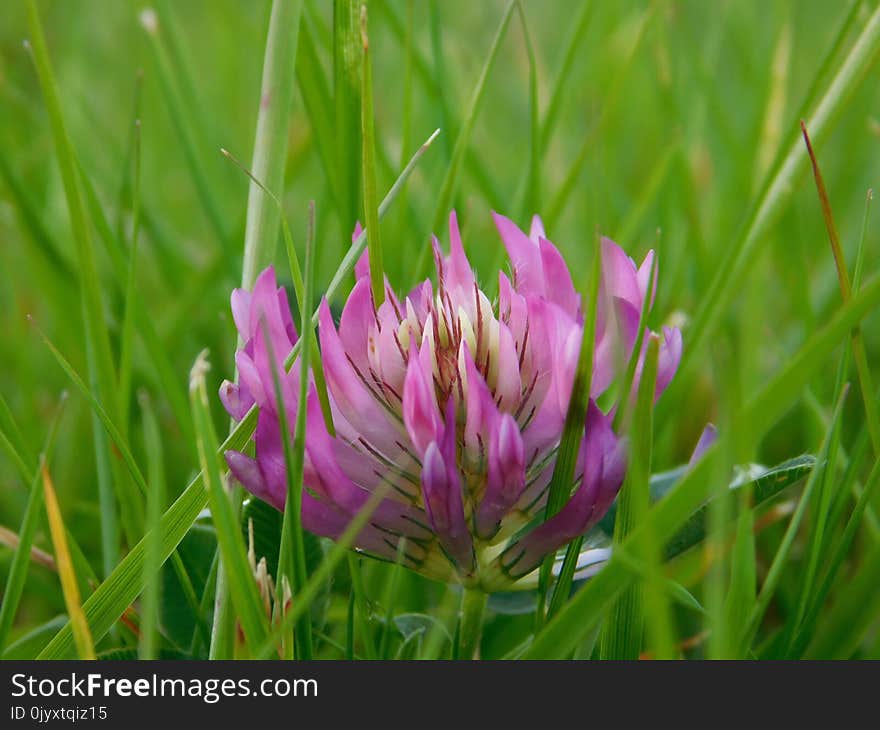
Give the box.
[458,588,487,660]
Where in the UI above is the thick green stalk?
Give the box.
[458,589,488,660]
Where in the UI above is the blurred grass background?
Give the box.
[1,0,879,656]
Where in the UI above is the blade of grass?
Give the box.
[347,553,377,659]
[0,393,68,652]
[0,393,36,474]
[791,455,880,657]
[138,391,165,660]
[42,463,96,660]
[115,70,144,246]
[536,237,602,628]
[801,121,880,453]
[545,238,603,620]
[428,1,454,161]
[296,17,340,209]
[0,417,33,486]
[783,344,850,653]
[360,4,385,305]
[269,203,316,661]
[755,19,793,190]
[324,128,440,304]
[241,0,303,289]
[334,0,362,233]
[190,352,270,654]
[0,152,75,283]
[514,1,540,220]
[805,537,880,658]
[378,539,408,659]
[599,336,663,660]
[738,385,849,652]
[118,119,142,430]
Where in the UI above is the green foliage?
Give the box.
[3,0,880,660]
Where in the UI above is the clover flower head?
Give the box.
[220,211,681,590]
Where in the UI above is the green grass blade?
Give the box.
[270,204,316,661]
[0,393,67,652]
[42,463,96,660]
[296,17,341,209]
[190,352,270,655]
[805,538,880,658]
[138,392,165,660]
[360,5,385,305]
[793,456,880,657]
[347,553,377,660]
[801,122,880,454]
[241,0,303,289]
[738,385,849,652]
[323,127,440,305]
[514,1,540,219]
[599,336,661,660]
[118,119,142,430]
[0,417,33,486]
[334,0,363,232]
[544,238,602,621]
